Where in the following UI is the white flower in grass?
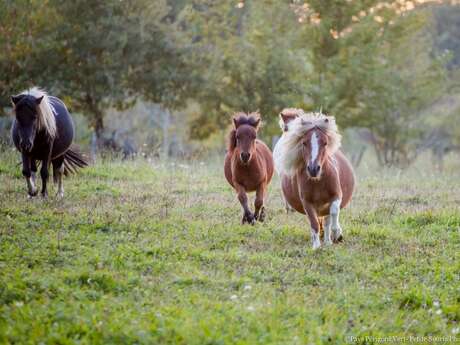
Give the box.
[246,305,255,311]
[230,294,238,301]
[243,285,252,291]
[452,327,459,335]
[433,300,440,308]
[435,309,442,315]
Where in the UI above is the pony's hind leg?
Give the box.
[40,157,51,198]
[254,184,266,222]
[330,199,343,243]
[52,156,65,198]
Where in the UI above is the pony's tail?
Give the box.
[63,146,89,175]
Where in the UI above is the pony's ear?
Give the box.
[253,118,261,130]
[280,113,297,124]
[35,96,44,105]
[324,118,329,123]
[11,95,24,105]
[233,117,239,129]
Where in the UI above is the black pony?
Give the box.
[11,87,87,198]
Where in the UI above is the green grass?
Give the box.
[0,148,459,344]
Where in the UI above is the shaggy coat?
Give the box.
[224,112,274,224]
[275,112,355,249]
[11,87,87,198]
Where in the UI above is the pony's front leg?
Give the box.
[234,182,255,225]
[330,198,343,243]
[323,216,333,246]
[254,184,266,222]
[30,159,37,192]
[303,203,321,249]
[21,154,37,197]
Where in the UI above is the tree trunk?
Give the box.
[161,109,171,159]
[89,106,104,159]
[94,112,104,141]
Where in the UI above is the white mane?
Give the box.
[19,87,57,139]
[278,108,305,131]
[274,112,342,176]
[273,108,305,175]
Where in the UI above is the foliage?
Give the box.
[48,0,182,137]
[433,5,460,70]
[0,0,458,165]
[178,1,311,139]
[294,2,448,166]
[0,0,185,138]
[176,1,452,166]
[0,0,60,107]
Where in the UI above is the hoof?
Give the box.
[324,239,333,246]
[255,207,266,222]
[56,192,64,199]
[332,227,343,243]
[333,234,343,243]
[242,212,255,225]
[28,189,38,197]
[311,230,321,250]
[41,192,48,199]
[312,241,321,250]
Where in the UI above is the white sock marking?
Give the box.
[324,215,332,245]
[330,199,342,240]
[311,228,321,249]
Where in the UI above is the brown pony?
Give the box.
[274,112,355,249]
[224,112,274,224]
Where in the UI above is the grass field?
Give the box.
[0,147,459,344]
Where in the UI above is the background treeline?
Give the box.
[1,0,459,166]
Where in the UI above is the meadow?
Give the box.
[0,147,459,344]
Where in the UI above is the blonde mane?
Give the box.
[274,112,342,176]
[19,87,57,139]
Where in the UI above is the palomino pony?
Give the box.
[11,87,88,198]
[224,112,274,224]
[275,112,355,249]
[273,108,304,212]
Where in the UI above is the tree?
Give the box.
[294,1,448,166]
[1,0,185,143]
[48,0,176,140]
[0,0,60,108]
[177,1,311,140]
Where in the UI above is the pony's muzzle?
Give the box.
[20,139,33,153]
[240,152,251,164]
[307,163,321,178]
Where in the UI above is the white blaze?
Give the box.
[310,131,319,164]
